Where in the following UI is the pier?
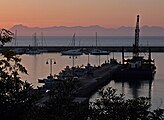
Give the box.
[36,62,120,106]
[75,63,120,98]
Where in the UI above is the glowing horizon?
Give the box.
[0,0,164,29]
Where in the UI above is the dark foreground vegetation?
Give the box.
[0,29,164,120]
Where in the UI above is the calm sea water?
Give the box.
[12,36,164,110]
[6,36,164,46]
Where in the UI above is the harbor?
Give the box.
[1,0,164,119]
[19,15,162,109]
[0,16,164,119]
[19,52,164,109]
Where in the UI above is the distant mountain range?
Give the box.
[10,24,164,36]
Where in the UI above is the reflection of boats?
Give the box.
[90,32,110,55]
[113,15,156,81]
[61,33,83,56]
[114,79,153,99]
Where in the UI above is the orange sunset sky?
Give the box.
[0,0,164,29]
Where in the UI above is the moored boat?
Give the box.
[61,33,83,56]
[38,75,65,89]
[61,48,82,56]
[25,49,41,55]
[113,56,156,80]
[90,32,110,55]
[90,48,110,55]
[12,48,25,54]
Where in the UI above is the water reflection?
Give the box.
[114,80,153,99]
[91,80,153,100]
[32,55,37,83]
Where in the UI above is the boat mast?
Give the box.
[41,32,43,47]
[33,32,37,47]
[14,30,17,46]
[96,32,97,47]
[72,33,75,48]
[133,15,140,57]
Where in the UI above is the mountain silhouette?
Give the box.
[10,24,164,36]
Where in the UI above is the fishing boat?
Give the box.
[61,33,83,56]
[113,15,156,81]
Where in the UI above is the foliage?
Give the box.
[28,80,89,120]
[0,29,38,120]
[29,83,164,120]
[148,108,164,120]
[89,87,164,120]
[0,28,14,46]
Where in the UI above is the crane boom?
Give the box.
[133,15,140,57]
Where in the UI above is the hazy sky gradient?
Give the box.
[0,0,164,28]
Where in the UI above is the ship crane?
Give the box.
[133,15,140,57]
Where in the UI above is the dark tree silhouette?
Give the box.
[0,28,14,46]
[0,28,38,120]
[89,87,164,120]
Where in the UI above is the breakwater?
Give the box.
[2,46,164,52]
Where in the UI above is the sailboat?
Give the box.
[38,32,48,53]
[26,33,41,55]
[12,30,25,54]
[90,32,110,55]
[61,33,83,56]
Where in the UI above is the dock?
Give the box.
[36,62,120,106]
[74,63,120,98]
